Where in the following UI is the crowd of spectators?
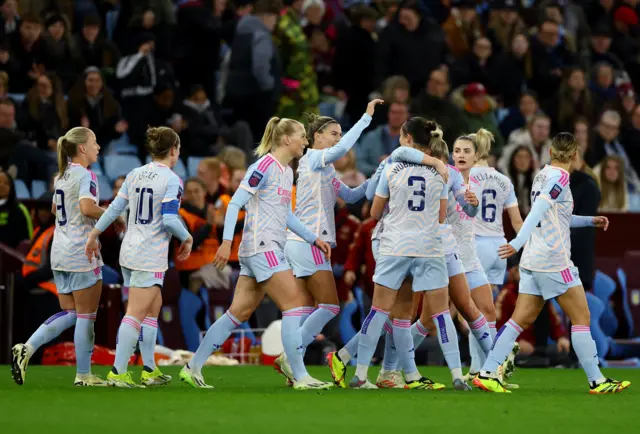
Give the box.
[2,0,640,356]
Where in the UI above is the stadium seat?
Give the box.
[187,157,203,177]
[145,156,188,179]
[592,270,619,337]
[616,267,636,338]
[14,179,30,199]
[30,180,47,199]
[98,176,113,201]
[103,155,141,180]
[105,133,138,156]
[585,292,610,362]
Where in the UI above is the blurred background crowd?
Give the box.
[1,0,640,368]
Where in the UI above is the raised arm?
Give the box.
[338,179,369,204]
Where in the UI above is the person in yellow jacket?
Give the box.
[21,192,57,295]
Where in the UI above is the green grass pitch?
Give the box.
[1,366,638,434]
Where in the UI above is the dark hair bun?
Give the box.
[147,127,162,143]
[424,121,443,138]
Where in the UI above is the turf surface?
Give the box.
[1,365,637,434]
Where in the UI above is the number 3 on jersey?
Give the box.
[481,189,497,222]
[135,187,154,225]
[407,176,426,211]
[55,189,67,226]
[531,190,541,227]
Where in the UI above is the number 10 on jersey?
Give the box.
[135,187,154,225]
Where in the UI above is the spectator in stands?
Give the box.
[112,175,126,199]
[343,217,377,305]
[21,191,56,293]
[499,91,539,140]
[442,0,483,60]
[331,4,377,125]
[507,145,536,216]
[451,36,501,95]
[496,33,532,108]
[73,14,120,82]
[302,0,337,92]
[374,0,448,95]
[410,68,465,149]
[529,19,575,103]
[68,67,127,149]
[0,170,33,248]
[174,0,223,104]
[610,6,640,73]
[115,32,157,147]
[620,104,640,166]
[573,117,597,180]
[147,84,181,134]
[453,82,504,156]
[486,0,526,53]
[178,85,254,157]
[355,101,408,176]
[197,157,225,205]
[586,23,624,72]
[41,13,80,92]
[545,67,595,134]
[500,113,552,171]
[587,109,640,193]
[7,13,47,93]
[334,149,365,187]
[217,145,248,190]
[0,70,8,98]
[215,165,246,269]
[225,0,282,142]
[332,198,360,305]
[570,136,601,292]
[369,74,410,129]
[595,155,629,212]
[607,82,637,127]
[126,0,176,61]
[590,62,618,108]
[0,39,20,83]
[17,72,68,152]
[273,0,319,120]
[0,0,19,41]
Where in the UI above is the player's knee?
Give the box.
[228,307,252,323]
[570,310,590,327]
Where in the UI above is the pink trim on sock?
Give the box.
[488,322,496,329]
[318,304,340,315]
[383,322,393,334]
[300,307,315,314]
[77,313,97,320]
[142,318,158,328]
[571,325,591,333]
[416,321,429,336]
[431,309,450,319]
[392,319,411,328]
[282,308,305,317]
[507,319,524,333]
[122,317,141,332]
[470,316,487,330]
[372,306,390,315]
[225,311,240,326]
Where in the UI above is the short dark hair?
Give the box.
[83,14,102,28]
[254,0,283,14]
[20,13,42,25]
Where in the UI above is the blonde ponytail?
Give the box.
[56,127,94,176]
[469,128,494,160]
[254,117,304,157]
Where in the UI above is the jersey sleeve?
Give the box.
[505,180,518,208]
[78,170,99,203]
[440,180,449,200]
[366,159,388,201]
[538,170,570,205]
[375,168,391,198]
[161,174,184,215]
[117,174,131,200]
[239,162,269,194]
[450,169,466,199]
[308,114,372,170]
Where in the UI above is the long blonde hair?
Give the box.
[550,132,578,163]
[255,117,303,157]
[598,155,628,211]
[468,128,494,160]
[56,127,93,176]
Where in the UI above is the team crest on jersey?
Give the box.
[549,184,563,199]
[248,171,263,187]
[89,181,97,197]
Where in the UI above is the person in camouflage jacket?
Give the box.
[272,0,319,121]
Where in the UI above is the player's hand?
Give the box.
[114,216,126,234]
[593,216,609,231]
[557,336,571,353]
[434,160,449,183]
[464,187,479,207]
[365,99,385,117]
[214,240,231,270]
[498,243,517,259]
[344,270,357,286]
[85,234,100,262]
[177,236,193,261]
[314,239,331,261]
